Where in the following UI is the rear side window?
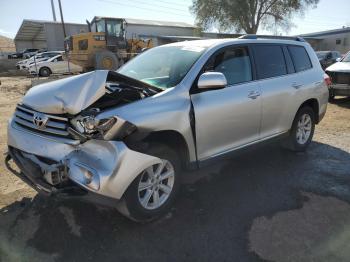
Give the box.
[253,45,287,79]
[288,46,312,72]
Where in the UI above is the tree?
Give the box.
[191,0,319,34]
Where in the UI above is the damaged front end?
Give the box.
[6,70,164,204]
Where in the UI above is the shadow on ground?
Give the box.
[1,141,350,262]
[330,97,350,109]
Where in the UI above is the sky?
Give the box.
[0,0,349,38]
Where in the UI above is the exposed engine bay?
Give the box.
[16,71,162,143]
[68,72,162,142]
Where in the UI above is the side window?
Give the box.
[253,45,287,79]
[288,46,312,72]
[56,56,63,62]
[282,46,295,74]
[78,39,88,50]
[206,47,252,85]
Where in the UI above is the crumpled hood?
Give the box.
[326,62,350,73]
[22,70,109,115]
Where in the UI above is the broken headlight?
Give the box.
[70,115,136,140]
[71,116,116,134]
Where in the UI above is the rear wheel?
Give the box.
[117,144,181,222]
[39,67,51,77]
[283,106,315,152]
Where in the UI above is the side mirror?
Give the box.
[198,72,227,89]
[336,57,341,62]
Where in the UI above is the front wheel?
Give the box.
[117,144,181,222]
[283,106,315,152]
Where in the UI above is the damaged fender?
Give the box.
[66,140,162,199]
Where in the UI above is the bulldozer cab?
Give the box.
[89,17,127,50]
[65,16,153,71]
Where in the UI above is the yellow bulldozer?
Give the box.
[64,16,153,71]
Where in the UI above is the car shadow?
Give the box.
[1,141,350,262]
[329,96,350,109]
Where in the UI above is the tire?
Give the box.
[117,144,181,222]
[329,90,335,102]
[283,106,315,152]
[94,50,119,70]
[39,67,51,77]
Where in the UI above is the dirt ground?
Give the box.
[0,76,350,261]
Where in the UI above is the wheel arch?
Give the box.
[297,98,320,123]
[126,130,193,170]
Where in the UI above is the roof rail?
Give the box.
[238,34,306,42]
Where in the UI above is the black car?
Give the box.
[8,48,39,59]
[316,51,342,69]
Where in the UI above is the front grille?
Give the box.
[328,72,350,85]
[14,105,71,138]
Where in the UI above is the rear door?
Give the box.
[255,44,314,139]
[191,45,262,160]
[252,44,296,138]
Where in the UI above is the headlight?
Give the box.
[70,114,136,141]
[71,115,116,135]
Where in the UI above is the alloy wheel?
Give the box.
[296,113,312,145]
[137,160,175,210]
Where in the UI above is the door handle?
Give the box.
[292,82,302,89]
[248,91,260,99]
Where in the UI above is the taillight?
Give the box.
[324,73,332,86]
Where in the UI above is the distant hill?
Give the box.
[0,35,15,53]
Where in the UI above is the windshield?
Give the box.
[342,52,350,62]
[316,52,328,59]
[118,45,206,89]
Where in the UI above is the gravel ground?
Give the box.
[0,76,349,262]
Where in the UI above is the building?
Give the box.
[14,18,198,51]
[14,19,88,51]
[300,27,350,54]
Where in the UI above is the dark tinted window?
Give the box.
[78,39,88,50]
[288,46,312,72]
[254,45,287,79]
[55,56,63,62]
[206,47,252,85]
[282,46,295,74]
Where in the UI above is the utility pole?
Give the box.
[51,0,57,22]
[58,0,66,38]
[57,0,71,73]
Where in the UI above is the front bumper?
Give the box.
[329,84,350,96]
[7,118,162,201]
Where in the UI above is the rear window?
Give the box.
[253,45,287,79]
[288,46,312,72]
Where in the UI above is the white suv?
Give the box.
[6,35,328,222]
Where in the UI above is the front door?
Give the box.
[191,46,262,161]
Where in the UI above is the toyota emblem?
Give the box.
[33,112,49,129]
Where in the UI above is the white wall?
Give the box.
[317,32,350,54]
[15,40,47,52]
[44,23,88,51]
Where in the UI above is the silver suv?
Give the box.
[6,36,328,221]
